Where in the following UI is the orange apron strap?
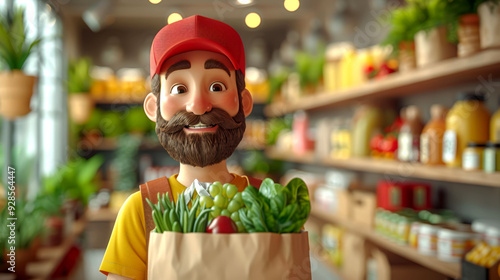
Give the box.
[140,176,173,246]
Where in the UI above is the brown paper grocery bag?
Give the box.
[148,231,312,280]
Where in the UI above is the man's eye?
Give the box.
[171,84,187,94]
[209,82,226,92]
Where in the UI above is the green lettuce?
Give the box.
[238,178,310,233]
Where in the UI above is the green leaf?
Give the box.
[0,7,40,70]
[76,154,104,185]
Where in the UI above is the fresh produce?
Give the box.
[147,177,311,234]
[238,178,310,233]
[206,216,238,234]
[200,181,247,233]
[146,191,212,233]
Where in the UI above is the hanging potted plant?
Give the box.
[478,0,500,49]
[68,57,94,124]
[413,0,458,67]
[0,7,40,120]
[382,2,427,72]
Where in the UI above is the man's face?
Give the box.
[154,50,246,167]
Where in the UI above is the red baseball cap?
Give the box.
[150,15,245,79]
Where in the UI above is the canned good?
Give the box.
[483,142,500,173]
[409,222,421,248]
[462,142,486,171]
[437,228,478,262]
[396,217,413,244]
[486,226,500,246]
[419,223,439,255]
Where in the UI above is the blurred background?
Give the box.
[1,0,500,279]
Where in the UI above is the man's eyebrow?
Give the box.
[204,59,231,77]
[165,60,191,79]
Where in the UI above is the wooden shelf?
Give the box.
[26,218,87,280]
[94,96,145,105]
[265,49,500,117]
[309,206,461,279]
[266,148,500,188]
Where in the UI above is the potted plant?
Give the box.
[477,0,500,49]
[442,0,491,57]
[67,57,94,124]
[43,155,104,222]
[412,0,458,67]
[0,7,40,120]
[1,198,46,279]
[382,2,427,72]
[108,134,142,212]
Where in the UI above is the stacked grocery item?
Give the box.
[358,92,500,174]
[90,66,148,103]
[462,240,500,280]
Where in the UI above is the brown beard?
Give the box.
[155,107,246,167]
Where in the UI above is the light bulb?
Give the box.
[167,13,183,24]
[245,12,261,28]
[284,0,300,12]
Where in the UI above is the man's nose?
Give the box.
[186,92,212,115]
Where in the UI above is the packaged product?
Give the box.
[420,104,447,165]
[443,92,490,167]
[398,106,423,162]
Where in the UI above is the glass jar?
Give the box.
[463,142,486,171]
[483,142,500,173]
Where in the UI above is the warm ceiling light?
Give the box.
[167,13,183,24]
[149,0,162,4]
[245,12,261,28]
[284,0,300,12]
[237,0,253,4]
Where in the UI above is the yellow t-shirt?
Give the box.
[99,174,251,279]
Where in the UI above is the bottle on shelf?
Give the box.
[491,105,500,142]
[398,105,424,162]
[420,104,447,165]
[442,92,490,167]
[292,110,314,155]
[351,105,385,157]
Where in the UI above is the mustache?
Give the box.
[158,108,243,134]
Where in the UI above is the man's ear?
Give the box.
[241,89,253,117]
[144,92,158,122]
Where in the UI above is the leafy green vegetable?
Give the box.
[238,178,310,233]
[146,191,211,233]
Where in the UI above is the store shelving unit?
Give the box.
[309,206,461,279]
[266,148,500,188]
[265,49,500,117]
[265,48,500,279]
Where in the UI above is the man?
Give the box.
[100,15,258,280]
